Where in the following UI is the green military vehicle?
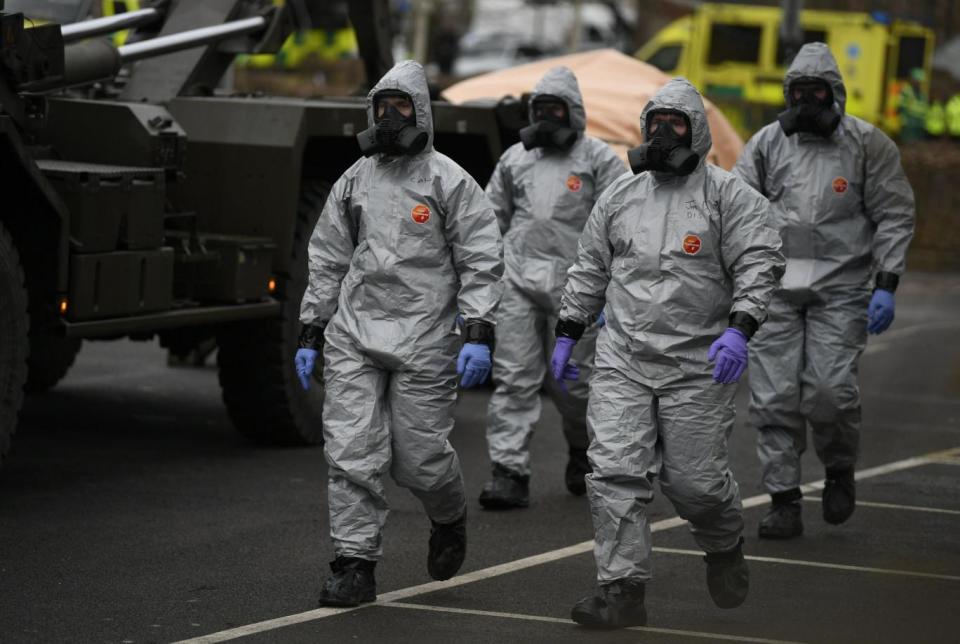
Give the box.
[0,0,515,471]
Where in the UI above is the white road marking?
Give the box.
[803,497,960,516]
[928,454,960,466]
[175,446,959,644]
[653,547,960,583]
[795,448,960,496]
[385,601,808,644]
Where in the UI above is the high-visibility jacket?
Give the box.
[900,84,928,121]
[925,101,946,137]
[102,0,140,46]
[947,95,960,137]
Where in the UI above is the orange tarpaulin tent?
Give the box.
[442,49,744,170]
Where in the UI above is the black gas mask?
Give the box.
[357,91,429,157]
[628,111,699,176]
[778,81,841,138]
[518,95,578,151]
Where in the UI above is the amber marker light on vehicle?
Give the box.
[58,298,69,315]
[268,278,277,294]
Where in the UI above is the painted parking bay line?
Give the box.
[654,548,960,583]
[803,497,960,516]
[176,446,960,644]
[385,602,809,644]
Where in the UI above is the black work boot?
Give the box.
[823,467,856,525]
[571,578,647,629]
[704,537,749,609]
[319,556,376,607]
[758,488,804,540]
[478,463,529,509]
[564,448,592,496]
[427,511,467,581]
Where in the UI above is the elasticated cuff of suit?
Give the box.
[728,311,759,339]
[463,319,495,346]
[875,271,900,293]
[555,318,586,341]
[298,323,326,350]
[771,488,803,505]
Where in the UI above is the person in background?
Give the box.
[479,66,626,509]
[945,92,960,140]
[925,95,946,139]
[734,43,915,540]
[899,68,928,143]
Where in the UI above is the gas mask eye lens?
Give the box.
[531,95,570,127]
[779,80,839,137]
[790,81,831,107]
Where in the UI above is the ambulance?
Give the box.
[636,3,934,136]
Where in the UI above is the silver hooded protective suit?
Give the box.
[485,66,626,476]
[299,60,504,559]
[733,43,915,493]
[559,78,784,582]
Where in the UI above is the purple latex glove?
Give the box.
[867,289,895,335]
[295,348,319,391]
[457,343,491,388]
[550,337,581,393]
[707,328,749,384]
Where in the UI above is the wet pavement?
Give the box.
[1,272,959,644]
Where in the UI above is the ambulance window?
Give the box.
[896,36,927,79]
[648,45,682,72]
[775,29,827,65]
[708,24,762,65]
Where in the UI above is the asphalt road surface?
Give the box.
[2,272,959,644]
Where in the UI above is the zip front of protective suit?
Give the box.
[484,66,626,481]
[300,60,504,559]
[733,43,915,496]
[559,78,784,583]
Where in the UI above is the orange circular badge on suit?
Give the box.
[566,175,582,192]
[682,234,702,255]
[832,177,849,194]
[411,204,431,224]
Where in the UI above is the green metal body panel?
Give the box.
[165,95,504,278]
[1,0,508,338]
[40,99,187,170]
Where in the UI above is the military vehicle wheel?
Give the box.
[0,222,29,469]
[216,181,330,445]
[25,335,81,394]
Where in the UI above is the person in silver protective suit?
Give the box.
[733,43,915,540]
[551,78,785,628]
[295,61,504,607]
[480,66,626,509]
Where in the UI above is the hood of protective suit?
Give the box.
[366,60,434,152]
[783,42,847,116]
[734,41,914,297]
[639,78,711,168]
[528,66,587,132]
